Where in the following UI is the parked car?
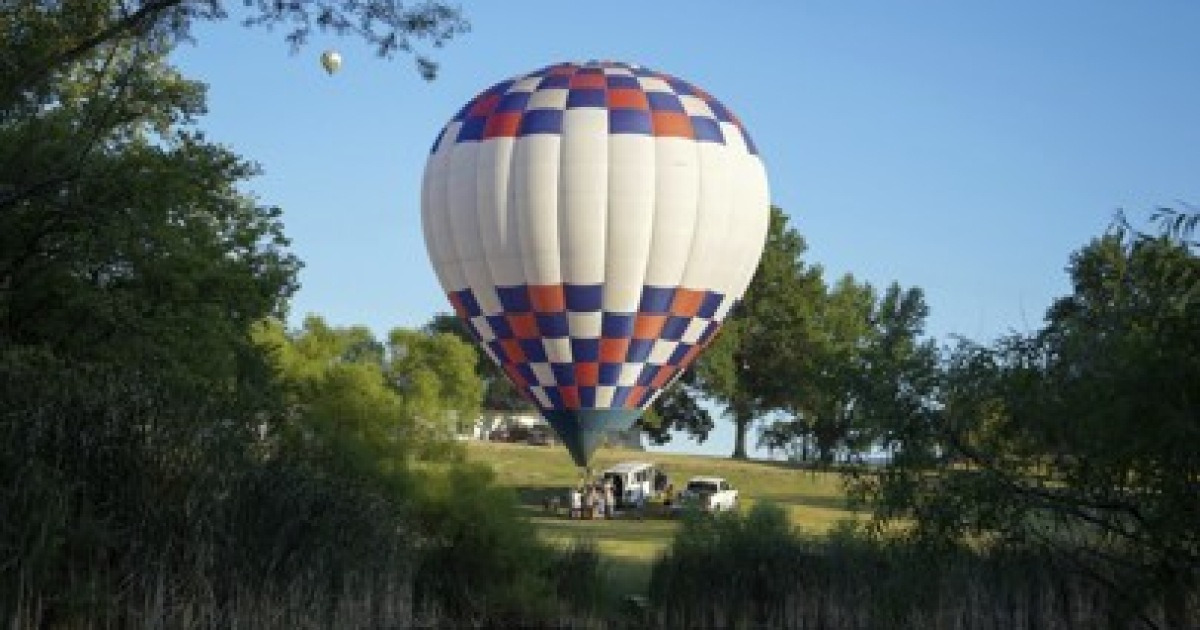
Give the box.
[677,476,739,512]
[600,461,668,509]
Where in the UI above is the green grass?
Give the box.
[466,441,860,601]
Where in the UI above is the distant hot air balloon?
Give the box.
[421,61,770,469]
[320,50,342,75]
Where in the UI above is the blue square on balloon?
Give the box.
[571,338,600,362]
[661,316,690,341]
[486,315,513,339]
[516,363,537,384]
[698,321,720,345]
[666,78,695,96]
[487,79,514,95]
[598,363,623,385]
[456,116,487,142]
[639,286,675,313]
[742,129,758,155]
[486,340,506,363]
[626,339,654,362]
[496,285,531,313]
[606,75,640,89]
[691,117,724,143]
[430,126,447,154]
[611,386,632,407]
[567,88,606,109]
[609,109,652,135]
[601,313,635,338]
[579,386,597,408]
[519,339,548,363]
[646,92,684,112]
[536,313,569,337]
[707,99,734,123]
[453,99,475,122]
[538,75,570,89]
[519,109,564,136]
[543,387,565,409]
[456,290,483,317]
[551,363,576,386]
[698,292,724,318]
[564,284,602,312]
[669,343,692,366]
[497,91,531,113]
[636,365,659,386]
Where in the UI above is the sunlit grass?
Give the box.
[467,441,861,601]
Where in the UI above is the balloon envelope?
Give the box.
[420,61,769,467]
[320,50,341,75]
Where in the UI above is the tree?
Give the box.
[852,225,1200,628]
[1,0,468,109]
[711,207,827,459]
[0,33,299,388]
[425,313,531,412]
[639,368,718,445]
[758,278,937,465]
[387,325,483,437]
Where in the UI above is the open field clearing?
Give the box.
[466,441,861,597]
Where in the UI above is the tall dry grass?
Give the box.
[0,348,603,629]
[648,503,1197,630]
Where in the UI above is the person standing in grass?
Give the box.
[603,481,615,519]
[569,486,582,519]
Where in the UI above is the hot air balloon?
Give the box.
[320,50,342,75]
[421,61,769,469]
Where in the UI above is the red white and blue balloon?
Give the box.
[420,61,769,466]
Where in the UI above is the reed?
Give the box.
[647,503,1196,629]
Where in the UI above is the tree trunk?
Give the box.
[732,413,749,459]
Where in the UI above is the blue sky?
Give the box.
[171,2,1200,457]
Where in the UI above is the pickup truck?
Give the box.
[677,476,739,512]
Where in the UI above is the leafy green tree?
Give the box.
[425,313,531,412]
[1,33,300,378]
[713,206,827,459]
[853,226,1200,628]
[639,369,718,444]
[850,283,941,463]
[387,325,483,436]
[1,0,468,109]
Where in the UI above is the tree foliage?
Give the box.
[425,312,532,412]
[1,0,468,107]
[705,206,827,458]
[850,224,1200,627]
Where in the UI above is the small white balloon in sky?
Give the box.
[320,50,342,75]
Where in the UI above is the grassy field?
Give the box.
[465,440,859,600]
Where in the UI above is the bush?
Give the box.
[648,505,1193,629]
[410,462,557,625]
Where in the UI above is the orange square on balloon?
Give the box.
[508,314,539,339]
[651,111,693,138]
[669,289,705,316]
[529,284,566,313]
[484,113,521,138]
[599,338,629,363]
[574,362,600,387]
[608,88,649,110]
[633,314,666,339]
[500,339,526,364]
[626,385,647,408]
[651,365,677,388]
[559,386,580,408]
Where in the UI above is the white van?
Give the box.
[600,461,669,509]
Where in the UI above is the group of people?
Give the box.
[568,481,628,519]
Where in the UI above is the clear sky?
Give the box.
[171,2,1200,457]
